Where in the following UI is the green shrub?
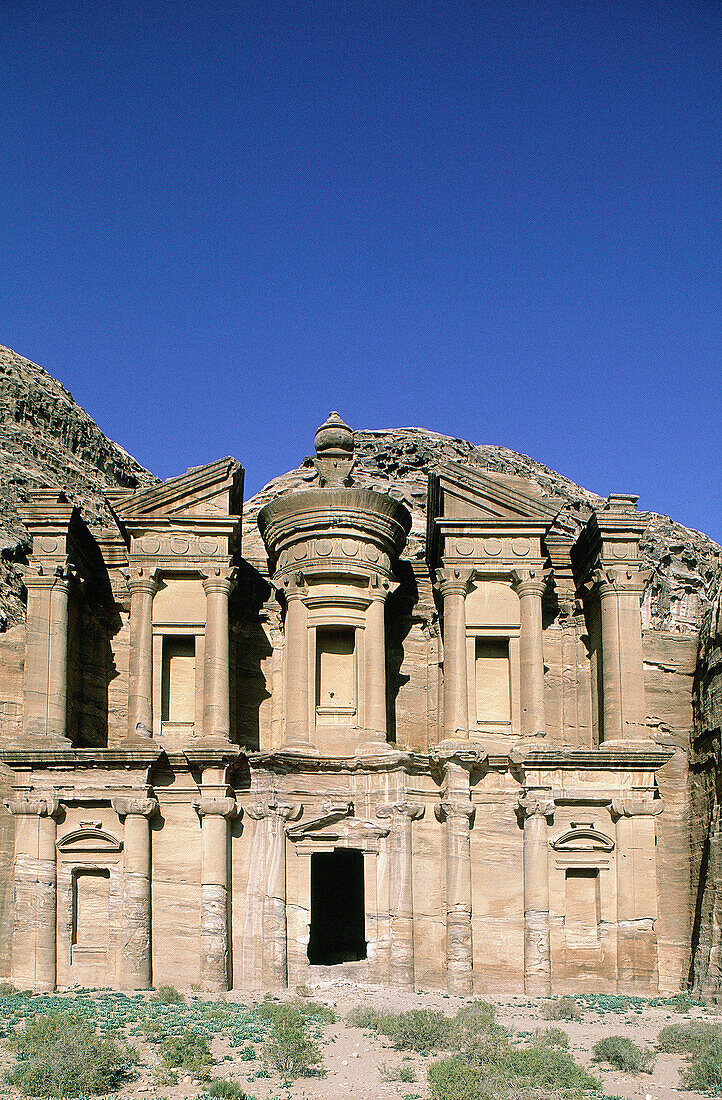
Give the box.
[0,982,16,996]
[379,1060,416,1083]
[289,996,335,1023]
[239,1044,256,1060]
[496,1046,598,1090]
[347,1006,454,1053]
[459,1023,510,1066]
[592,1035,653,1073]
[255,998,305,1028]
[346,1004,389,1031]
[428,1055,482,1100]
[202,1080,249,1099]
[7,1009,134,1097]
[161,1029,212,1072]
[681,1038,722,1094]
[532,1026,569,1049]
[656,1021,722,1053]
[540,996,582,1021]
[153,984,185,1004]
[263,1020,322,1078]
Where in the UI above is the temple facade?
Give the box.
[0,414,683,995]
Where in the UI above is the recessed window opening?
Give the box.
[565,867,600,944]
[315,627,356,711]
[475,638,511,724]
[72,868,110,949]
[307,848,367,965]
[161,636,196,723]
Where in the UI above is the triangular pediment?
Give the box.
[430,461,561,524]
[108,457,243,522]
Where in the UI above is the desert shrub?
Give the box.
[153,984,185,1004]
[263,1020,322,1078]
[460,1024,510,1066]
[255,998,305,1029]
[239,1044,256,1060]
[379,1060,416,1083]
[496,1046,598,1091]
[592,1035,653,1073]
[289,996,335,1023]
[455,1000,496,1026]
[540,995,582,1021]
[428,1055,482,1100]
[346,1004,389,1031]
[203,1080,249,1099]
[385,1009,455,1052]
[656,1020,722,1054]
[532,1026,570,1049]
[161,1029,212,1072]
[0,982,16,996]
[680,1038,722,1094]
[7,1009,134,1097]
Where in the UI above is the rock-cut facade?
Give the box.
[0,409,717,996]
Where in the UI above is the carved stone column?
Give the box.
[247,798,301,988]
[611,797,663,993]
[437,570,472,738]
[365,594,387,739]
[512,569,547,737]
[23,566,73,743]
[377,801,424,989]
[517,793,554,995]
[112,796,158,989]
[432,742,484,995]
[201,566,237,745]
[283,582,312,749]
[194,796,238,991]
[596,568,648,742]
[127,568,159,739]
[8,797,60,991]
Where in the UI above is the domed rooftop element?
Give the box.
[314,411,355,486]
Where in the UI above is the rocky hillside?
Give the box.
[242,426,721,636]
[0,346,158,628]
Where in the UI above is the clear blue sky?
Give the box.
[2,0,721,542]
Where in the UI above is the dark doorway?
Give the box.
[307,848,367,965]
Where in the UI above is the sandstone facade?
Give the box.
[1,385,720,997]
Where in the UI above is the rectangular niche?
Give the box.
[475,637,511,726]
[565,867,600,945]
[161,636,196,724]
[315,627,356,716]
[72,868,110,950]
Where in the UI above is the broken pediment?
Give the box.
[286,802,389,849]
[108,457,244,523]
[429,462,561,525]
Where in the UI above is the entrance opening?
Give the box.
[307,848,367,965]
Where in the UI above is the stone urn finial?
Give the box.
[314,411,355,485]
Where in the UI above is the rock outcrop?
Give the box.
[0,346,157,628]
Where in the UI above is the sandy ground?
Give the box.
[2,983,719,1100]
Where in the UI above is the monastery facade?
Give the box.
[0,414,684,996]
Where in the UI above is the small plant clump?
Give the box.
[202,1080,250,1099]
[153,984,185,1004]
[161,1029,212,1073]
[532,1025,570,1049]
[262,1019,323,1078]
[592,1034,653,1073]
[7,1009,135,1097]
[541,995,582,1021]
[680,1038,722,1094]
[656,1020,722,1053]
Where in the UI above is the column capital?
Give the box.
[125,566,160,596]
[246,798,301,822]
[435,567,472,598]
[430,740,487,772]
[6,796,60,818]
[194,796,240,819]
[112,796,159,819]
[377,801,424,821]
[610,797,663,820]
[435,799,474,823]
[515,793,555,822]
[510,568,548,599]
[592,566,649,599]
[201,565,237,596]
[24,559,76,589]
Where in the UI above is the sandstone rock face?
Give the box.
[0,346,157,628]
[1,346,721,995]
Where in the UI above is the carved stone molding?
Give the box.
[434,799,474,823]
[6,797,60,819]
[201,564,238,595]
[111,796,159,820]
[510,567,548,598]
[246,799,301,823]
[194,797,239,820]
[516,794,555,822]
[377,801,425,822]
[610,798,664,820]
[435,567,473,599]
